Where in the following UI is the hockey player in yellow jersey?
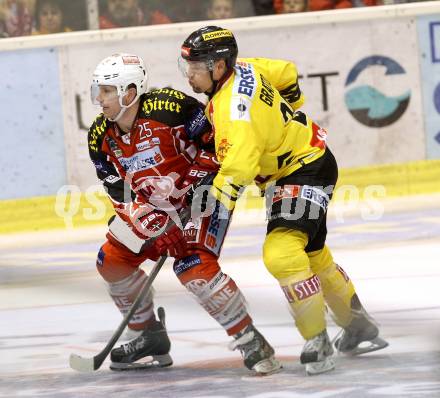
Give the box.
[179,26,388,375]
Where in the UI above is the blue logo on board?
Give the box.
[345,56,411,128]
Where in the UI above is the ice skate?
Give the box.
[334,311,388,356]
[229,324,282,375]
[300,329,335,375]
[110,307,173,371]
[124,327,143,341]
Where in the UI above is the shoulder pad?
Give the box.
[88,114,107,153]
[146,88,186,101]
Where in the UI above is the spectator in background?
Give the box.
[350,1,427,7]
[352,0,378,5]
[99,0,143,29]
[274,0,425,11]
[162,0,207,23]
[207,0,236,20]
[32,0,70,35]
[278,0,308,13]
[99,0,170,29]
[252,0,275,15]
[139,0,172,25]
[0,0,33,38]
[307,0,353,10]
[0,5,5,37]
[378,0,419,4]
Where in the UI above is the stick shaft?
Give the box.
[92,255,167,370]
[71,207,192,372]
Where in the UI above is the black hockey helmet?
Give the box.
[181,26,238,70]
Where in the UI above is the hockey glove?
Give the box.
[185,106,215,150]
[180,150,218,206]
[134,210,187,258]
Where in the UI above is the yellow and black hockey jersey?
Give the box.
[206,57,328,210]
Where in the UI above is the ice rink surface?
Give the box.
[1,196,440,398]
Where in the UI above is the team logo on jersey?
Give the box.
[272,185,301,203]
[231,96,251,121]
[119,147,164,172]
[133,174,177,200]
[186,107,209,139]
[204,203,229,255]
[136,141,149,151]
[136,137,160,151]
[230,64,255,122]
[205,234,216,249]
[183,217,202,243]
[300,185,330,211]
[259,74,274,107]
[106,136,123,158]
[310,123,328,149]
[142,97,182,115]
[234,64,255,98]
[345,55,410,127]
[121,133,130,145]
[104,175,121,184]
[217,138,232,162]
[237,103,246,112]
[93,160,105,170]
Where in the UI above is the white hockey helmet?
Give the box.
[91,53,148,120]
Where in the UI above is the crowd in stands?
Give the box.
[0,0,434,38]
[0,0,86,37]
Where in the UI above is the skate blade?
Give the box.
[110,354,173,371]
[305,357,335,376]
[345,337,389,356]
[253,357,283,376]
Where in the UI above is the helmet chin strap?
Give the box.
[205,70,218,98]
[108,94,138,122]
[206,68,233,99]
[108,106,127,122]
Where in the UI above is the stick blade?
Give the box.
[69,353,96,372]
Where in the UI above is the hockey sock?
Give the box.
[107,268,156,330]
[308,245,356,328]
[174,252,251,335]
[264,228,326,339]
[278,271,326,340]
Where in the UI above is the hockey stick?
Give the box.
[69,206,193,372]
[69,254,168,372]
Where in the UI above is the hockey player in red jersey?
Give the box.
[87,53,281,374]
